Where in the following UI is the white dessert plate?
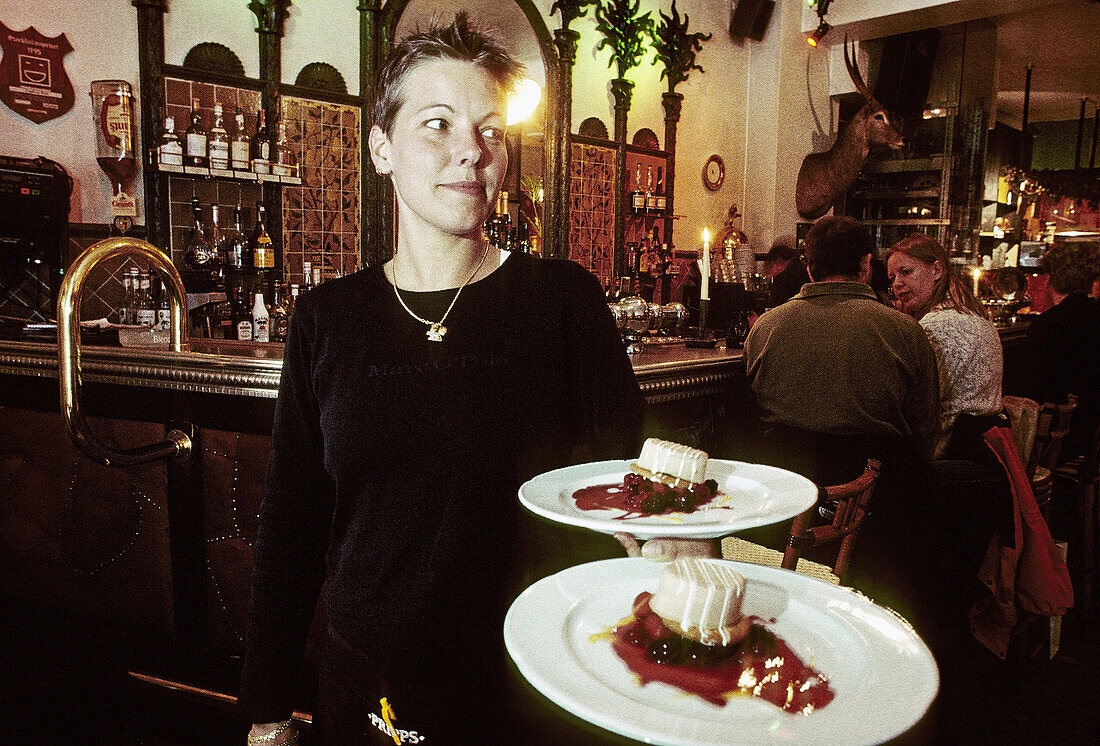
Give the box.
[519,459,817,539]
[505,558,938,746]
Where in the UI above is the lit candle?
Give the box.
[971,267,981,297]
[700,229,710,301]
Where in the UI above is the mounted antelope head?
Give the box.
[796,38,905,220]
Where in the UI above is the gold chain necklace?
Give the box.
[389,243,490,342]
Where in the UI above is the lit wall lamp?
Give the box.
[806,0,833,47]
[507,79,542,126]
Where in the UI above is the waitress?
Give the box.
[240,14,643,744]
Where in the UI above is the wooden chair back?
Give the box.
[781,459,882,581]
[1027,395,1078,480]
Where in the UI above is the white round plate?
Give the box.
[518,459,818,539]
[505,558,938,746]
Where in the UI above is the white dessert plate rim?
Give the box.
[504,557,939,746]
[518,458,818,539]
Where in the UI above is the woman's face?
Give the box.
[887,252,943,315]
[369,58,508,242]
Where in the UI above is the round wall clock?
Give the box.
[703,154,725,191]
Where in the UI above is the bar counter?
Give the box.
[0,336,745,403]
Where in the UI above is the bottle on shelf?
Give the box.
[158,116,183,167]
[225,205,248,273]
[302,260,313,292]
[250,202,274,273]
[119,268,136,324]
[134,270,156,327]
[654,166,666,213]
[230,106,251,171]
[644,165,656,215]
[271,118,296,177]
[213,288,234,339]
[208,103,230,170]
[631,164,645,214]
[252,291,270,342]
[152,274,171,330]
[183,199,216,268]
[289,284,299,315]
[184,98,207,168]
[234,284,253,341]
[207,203,224,268]
[250,108,270,174]
[270,282,289,342]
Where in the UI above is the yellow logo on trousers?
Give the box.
[380,697,401,745]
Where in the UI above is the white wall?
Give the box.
[164,0,258,77]
[282,0,360,95]
[0,0,139,224]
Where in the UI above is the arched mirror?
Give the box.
[385,0,557,255]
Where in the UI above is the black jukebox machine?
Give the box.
[0,155,72,323]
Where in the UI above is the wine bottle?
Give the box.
[234,286,253,341]
[184,98,207,168]
[225,206,248,272]
[644,165,656,215]
[270,283,289,342]
[271,119,297,177]
[631,164,645,214]
[654,166,666,213]
[158,116,183,167]
[250,202,274,272]
[250,108,270,174]
[208,103,230,170]
[231,106,251,171]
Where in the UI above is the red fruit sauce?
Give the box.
[573,473,728,518]
[608,592,834,714]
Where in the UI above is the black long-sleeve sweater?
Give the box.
[238,252,643,725]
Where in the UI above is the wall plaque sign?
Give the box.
[0,22,74,123]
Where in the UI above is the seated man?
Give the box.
[763,235,810,307]
[742,216,940,616]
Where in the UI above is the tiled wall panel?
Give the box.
[569,142,616,284]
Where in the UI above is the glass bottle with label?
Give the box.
[225,206,248,272]
[250,108,270,174]
[184,98,207,168]
[644,165,656,215]
[135,270,156,327]
[119,268,135,324]
[234,283,253,341]
[270,283,289,342]
[208,103,230,170]
[251,203,274,272]
[183,199,215,268]
[158,117,183,167]
[631,164,645,214]
[252,291,270,342]
[230,106,251,171]
[654,166,666,213]
[271,119,296,177]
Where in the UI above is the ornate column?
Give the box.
[610,79,633,276]
[662,91,682,247]
[551,29,579,261]
[247,0,291,273]
[359,0,386,266]
[132,0,167,246]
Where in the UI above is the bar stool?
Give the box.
[1029,396,1077,521]
[722,459,881,585]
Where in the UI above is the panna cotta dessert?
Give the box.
[632,437,708,488]
[649,558,751,646]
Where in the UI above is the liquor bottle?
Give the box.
[208,103,230,170]
[119,268,135,324]
[270,283,289,342]
[158,117,183,167]
[302,260,313,291]
[152,274,171,330]
[631,164,645,214]
[184,98,207,168]
[644,165,656,215]
[183,199,216,268]
[625,241,638,279]
[135,270,156,327]
[288,284,299,316]
[252,291,270,342]
[213,287,234,339]
[250,108,270,174]
[234,287,253,341]
[271,119,296,177]
[230,106,251,171]
[207,203,224,269]
[654,166,666,213]
[250,202,274,272]
[224,206,248,272]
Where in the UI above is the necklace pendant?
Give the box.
[426,322,447,342]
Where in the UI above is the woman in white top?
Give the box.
[886,234,1003,458]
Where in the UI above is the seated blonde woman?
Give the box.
[887,234,1004,458]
